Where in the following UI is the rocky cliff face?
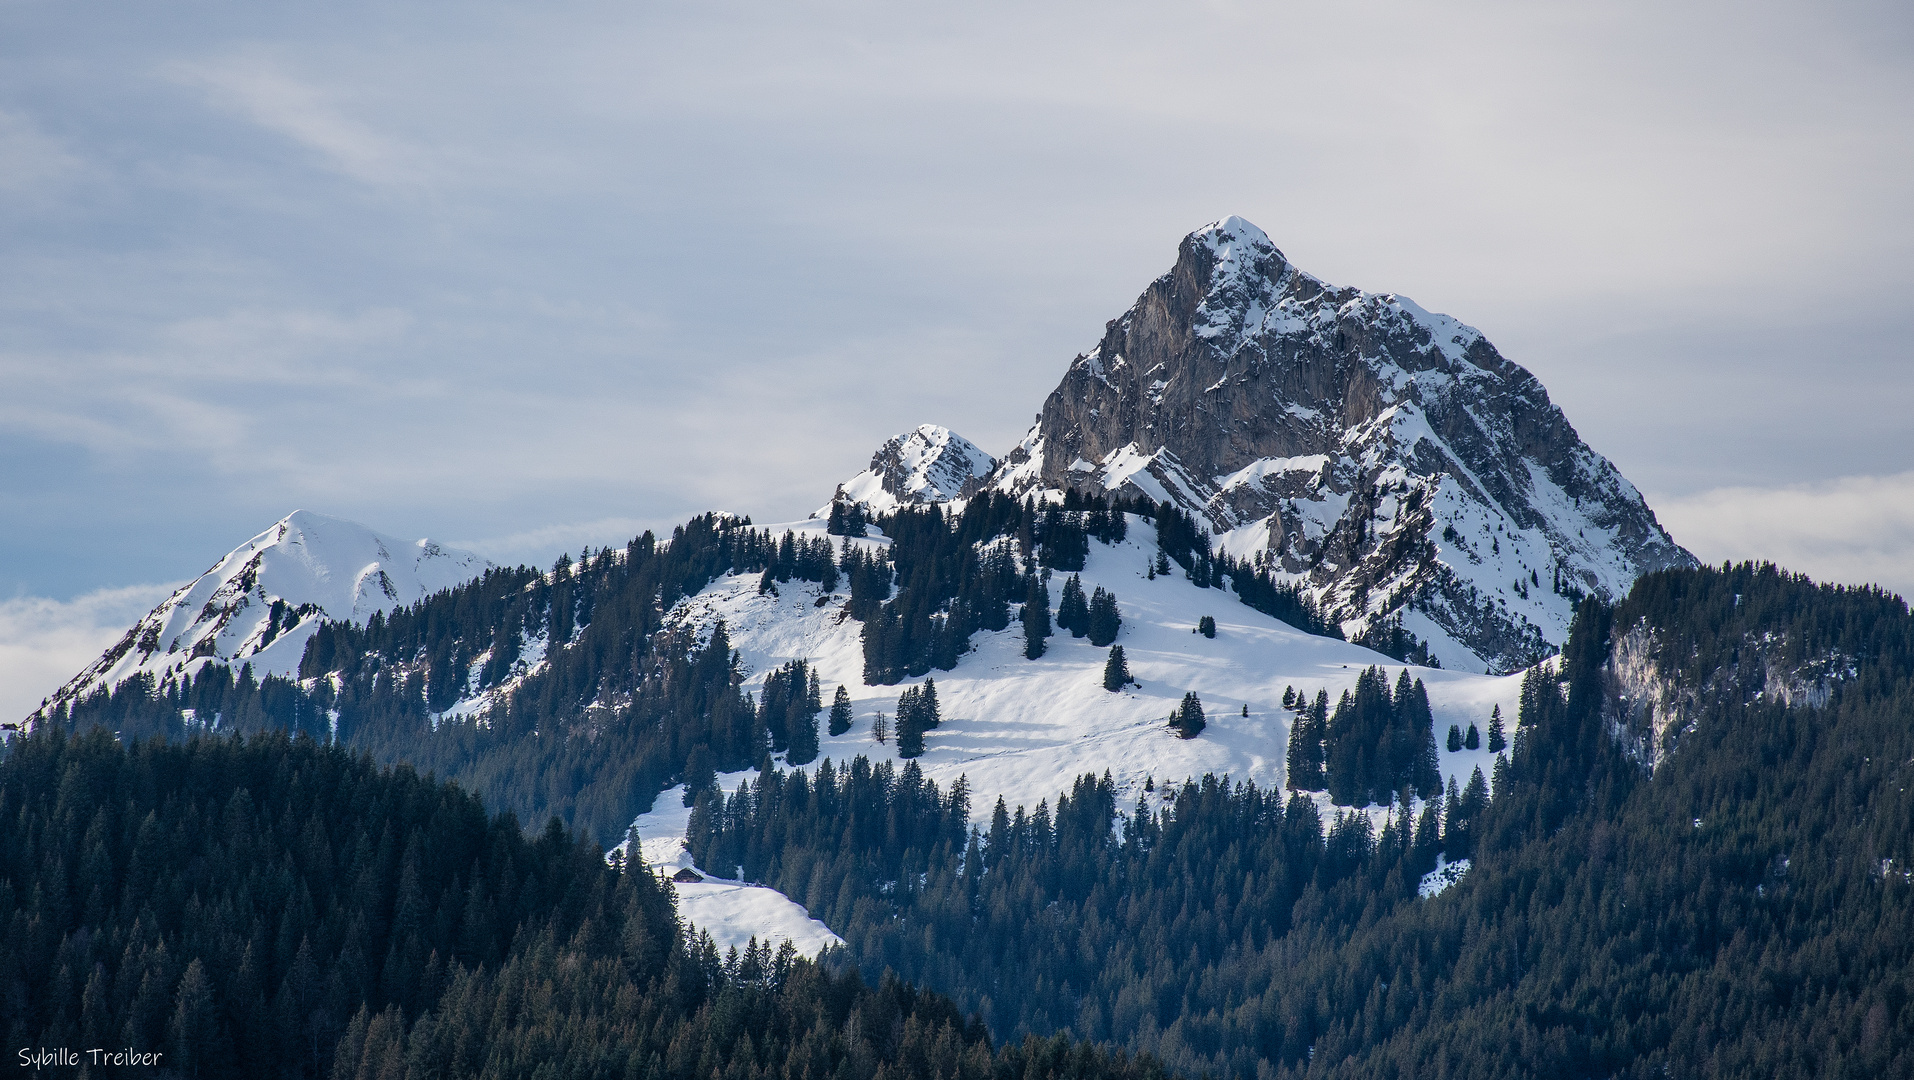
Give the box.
[981,217,1693,673]
[827,424,995,516]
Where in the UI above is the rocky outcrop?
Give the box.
[1604,617,1855,772]
[981,217,1693,673]
[827,425,995,516]
[30,510,490,724]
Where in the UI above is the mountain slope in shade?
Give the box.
[978,216,1693,673]
[31,510,489,722]
[826,424,995,516]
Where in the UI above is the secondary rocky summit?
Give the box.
[38,510,489,718]
[844,217,1693,673]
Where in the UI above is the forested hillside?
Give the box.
[0,727,1171,1080]
[690,568,1914,1078]
[44,497,1339,844]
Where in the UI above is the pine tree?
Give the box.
[1087,587,1121,646]
[169,957,219,1077]
[1197,615,1216,639]
[920,677,941,728]
[1170,691,1206,739]
[829,685,853,736]
[1286,694,1328,791]
[786,693,820,766]
[1464,722,1481,750]
[1102,646,1131,692]
[896,687,926,759]
[1447,724,1463,752]
[683,744,717,806]
[871,712,889,744]
[1023,575,1052,659]
[1058,575,1089,637]
[1487,703,1507,752]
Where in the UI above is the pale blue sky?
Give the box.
[4,0,1914,717]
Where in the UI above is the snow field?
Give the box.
[669,515,1523,835]
[613,781,845,958]
[49,510,490,716]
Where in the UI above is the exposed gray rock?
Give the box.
[826,424,995,517]
[979,217,1694,673]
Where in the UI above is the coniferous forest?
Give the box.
[688,569,1914,1079]
[44,495,1337,848]
[0,727,1172,1080]
[18,491,1914,1077]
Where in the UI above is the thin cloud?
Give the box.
[164,57,431,187]
[0,108,83,195]
[1655,472,1914,600]
[0,583,183,724]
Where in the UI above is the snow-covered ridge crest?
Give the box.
[30,510,490,723]
[978,215,1693,674]
[825,424,995,516]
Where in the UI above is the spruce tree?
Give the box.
[1087,587,1121,646]
[682,744,717,806]
[1022,575,1052,659]
[896,688,926,759]
[1447,724,1463,752]
[1464,722,1481,750]
[1171,691,1206,739]
[920,677,941,728]
[786,691,820,766]
[1198,615,1216,639]
[1058,575,1088,637]
[1102,646,1131,692]
[1285,696,1328,791]
[1487,704,1507,752]
[829,685,853,736]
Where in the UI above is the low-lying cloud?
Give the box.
[1655,471,1914,601]
[0,583,182,726]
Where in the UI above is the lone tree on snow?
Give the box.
[1102,645,1131,692]
[1170,691,1206,739]
[828,685,853,736]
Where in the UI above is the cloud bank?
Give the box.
[1656,471,1914,600]
[0,584,183,725]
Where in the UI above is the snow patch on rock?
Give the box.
[33,510,489,723]
[614,780,844,958]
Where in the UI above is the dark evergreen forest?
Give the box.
[689,567,1914,1079]
[44,496,1341,846]
[29,473,1911,1079]
[0,727,1171,1080]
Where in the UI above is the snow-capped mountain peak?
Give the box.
[976,216,1692,673]
[825,424,995,516]
[31,510,490,721]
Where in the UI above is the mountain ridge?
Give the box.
[30,509,489,723]
[829,217,1693,672]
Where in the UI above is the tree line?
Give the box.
[686,566,1914,1077]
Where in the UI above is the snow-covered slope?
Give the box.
[32,510,489,721]
[661,515,1517,828]
[825,425,995,516]
[615,781,845,958]
[978,217,1694,673]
